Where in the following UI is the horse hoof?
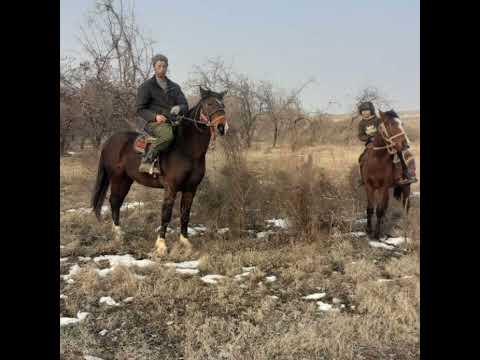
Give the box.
[179,234,193,250]
[112,225,125,242]
[154,237,168,257]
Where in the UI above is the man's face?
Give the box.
[361,110,372,119]
[154,61,168,78]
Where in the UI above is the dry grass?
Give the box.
[60,117,420,359]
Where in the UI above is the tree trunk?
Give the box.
[272,124,279,148]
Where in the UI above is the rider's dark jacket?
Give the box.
[358,116,380,144]
[136,76,188,124]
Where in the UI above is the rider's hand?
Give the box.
[170,105,181,116]
[367,142,374,149]
[156,114,168,124]
[365,126,377,136]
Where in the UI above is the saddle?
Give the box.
[133,134,156,155]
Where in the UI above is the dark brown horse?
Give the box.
[360,110,412,239]
[91,87,228,257]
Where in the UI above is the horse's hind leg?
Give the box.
[365,184,375,235]
[179,189,197,251]
[375,188,389,240]
[153,185,177,257]
[109,176,133,241]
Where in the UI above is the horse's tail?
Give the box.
[91,152,110,221]
[393,185,403,201]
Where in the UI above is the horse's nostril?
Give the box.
[218,124,225,135]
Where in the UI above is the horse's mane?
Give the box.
[384,110,400,119]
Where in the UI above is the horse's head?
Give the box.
[377,110,409,153]
[198,86,228,136]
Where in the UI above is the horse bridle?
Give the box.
[373,121,408,155]
[175,97,226,129]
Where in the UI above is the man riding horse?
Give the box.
[357,101,417,186]
[136,54,189,174]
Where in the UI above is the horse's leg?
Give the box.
[154,185,177,257]
[365,184,375,235]
[375,187,389,240]
[179,189,197,251]
[109,176,133,241]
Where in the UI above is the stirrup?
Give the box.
[397,177,417,185]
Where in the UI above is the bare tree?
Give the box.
[187,58,267,148]
[354,86,392,113]
[256,79,313,147]
[78,0,155,134]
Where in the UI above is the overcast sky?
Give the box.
[61,0,419,114]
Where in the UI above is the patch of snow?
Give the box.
[192,225,207,232]
[60,257,69,263]
[67,151,76,156]
[217,227,230,234]
[234,272,252,281]
[60,317,80,327]
[97,202,144,215]
[84,356,105,360]
[62,264,81,281]
[265,275,277,283]
[242,266,256,272]
[384,237,410,246]
[348,232,367,238]
[377,279,394,283]
[164,260,200,269]
[96,268,113,277]
[317,301,333,312]
[60,245,65,249]
[302,293,326,300]
[187,227,198,236]
[99,296,120,306]
[340,304,346,309]
[175,268,199,275]
[67,279,75,284]
[369,241,395,250]
[122,201,144,210]
[269,295,279,300]
[354,218,367,225]
[265,218,289,229]
[257,231,275,239]
[78,256,91,262]
[99,329,108,336]
[332,298,342,304]
[200,274,226,284]
[60,294,67,300]
[166,321,174,325]
[123,297,134,303]
[134,274,146,280]
[93,254,155,269]
[60,311,90,327]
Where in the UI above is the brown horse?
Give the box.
[360,110,412,239]
[91,87,228,257]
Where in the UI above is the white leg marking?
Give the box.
[179,234,192,249]
[155,236,167,257]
